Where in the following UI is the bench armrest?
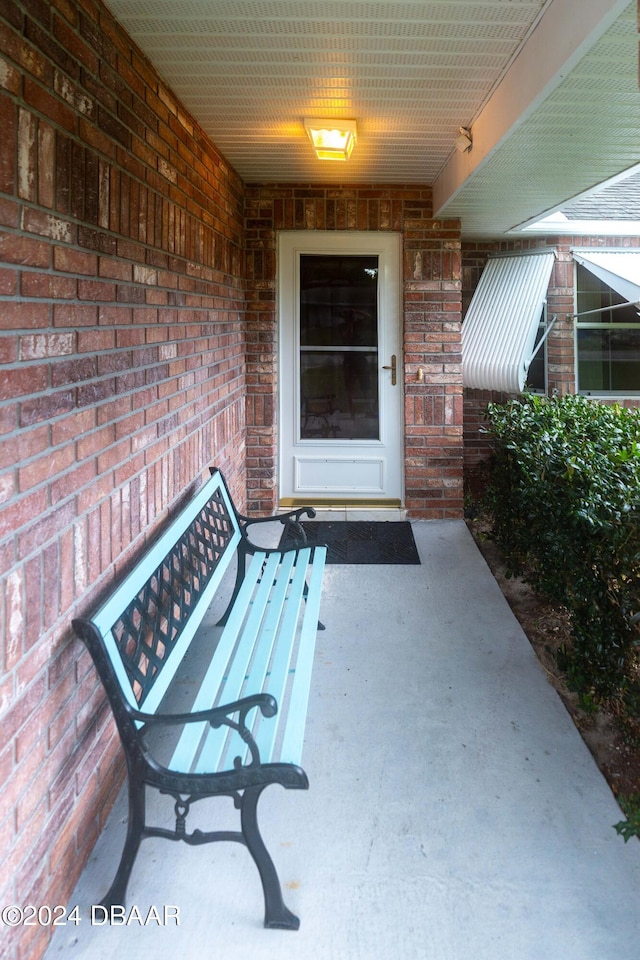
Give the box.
[208,465,316,553]
[129,693,277,769]
[236,506,317,554]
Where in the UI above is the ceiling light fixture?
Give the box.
[303,118,357,161]
[455,127,472,153]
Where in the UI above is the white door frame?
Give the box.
[278,231,404,505]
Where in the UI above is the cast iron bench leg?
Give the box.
[100,773,146,908]
[241,784,300,930]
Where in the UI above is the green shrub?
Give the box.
[484,394,640,702]
[614,794,640,842]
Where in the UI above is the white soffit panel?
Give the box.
[572,250,640,303]
[104,0,551,186]
[462,250,555,393]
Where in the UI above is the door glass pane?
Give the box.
[299,255,379,440]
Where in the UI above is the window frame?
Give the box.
[525,306,548,395]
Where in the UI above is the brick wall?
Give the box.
[245,185,463,519]
[0,3,247,957]
[461,235,640,477]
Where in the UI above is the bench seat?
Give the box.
[167,545,324,776]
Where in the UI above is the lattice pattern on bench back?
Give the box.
[110,487,235,705]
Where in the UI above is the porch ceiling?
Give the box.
[104,0,639,237]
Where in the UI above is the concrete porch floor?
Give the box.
[45,520,640,960]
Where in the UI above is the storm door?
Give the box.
[279,232,402,505]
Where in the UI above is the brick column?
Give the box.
[546,243,577,396]
[403,217,463,517]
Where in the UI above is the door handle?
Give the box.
[382,354,397,385]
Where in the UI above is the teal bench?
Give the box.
[72,468,326,930]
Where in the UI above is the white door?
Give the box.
[279,231,403,505]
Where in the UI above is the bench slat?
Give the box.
[240,550,297,698]
[216,552,284,705]
[278,547,326,765]
[253,551,311,764]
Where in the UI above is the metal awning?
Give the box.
[572,250,640,303]
[462,250,556,393]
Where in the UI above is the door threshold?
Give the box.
[279,498,402,509]
[316,508,408,521]
[279,499,406,522]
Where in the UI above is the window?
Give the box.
[575,263,640,395]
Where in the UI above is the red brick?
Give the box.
[0,364,48,401]
[17,106,37,201]
[53,245,97,275]
[76,328,115,353]
[20,331,74,359]
[86,505,103,580]
[57,527,74,613]
[0,336,17,363]
[98,255,132,281]
[0,231,50,267]
[20,271,76,298]
[0,266,17,295]
[0,93,16,193]
[22,210,76,243]
[75,376,116,408]
[77,277,116,301]
[51,355,96,387]
[47,685,80,753]
[98,304,132,325]
[116,326,145,347]
[20,389,75,426]
[0,22,47,83]
[52,302,98,327]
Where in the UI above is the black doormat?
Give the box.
[278,520,420,565]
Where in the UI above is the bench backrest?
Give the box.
[83,470,241,714]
